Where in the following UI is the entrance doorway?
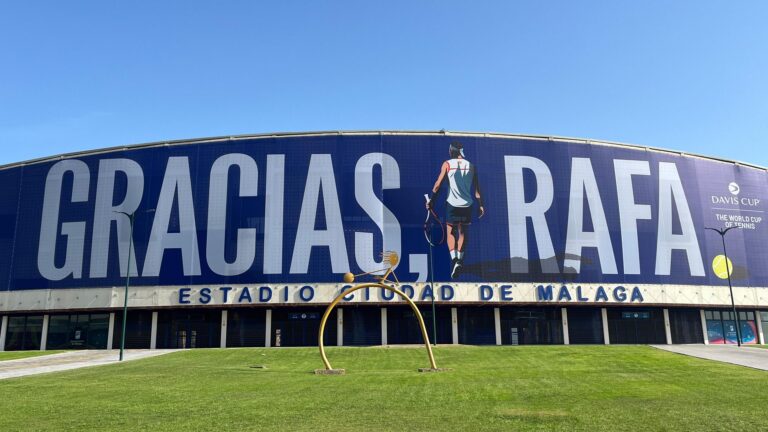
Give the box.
[156,310,221,348]
[567,307,604,344]
[606,308,666,344]
[499,307,563,345]
[668,308,704,344]
[270,308,337,347]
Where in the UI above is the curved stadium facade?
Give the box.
[1,131,767,351]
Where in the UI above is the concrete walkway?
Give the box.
[653,344,768,371]
[0,349,180,380]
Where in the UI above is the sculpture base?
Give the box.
[418,367,452,373]
[314,368,346,375]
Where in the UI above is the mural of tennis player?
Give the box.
[426,141,485,278]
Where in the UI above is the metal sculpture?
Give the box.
[315,251,440,374]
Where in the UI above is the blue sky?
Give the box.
[1,1,766,166]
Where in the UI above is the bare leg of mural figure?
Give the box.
[457,224,468,259]
[446,224,457,251]
[448,223,466,279]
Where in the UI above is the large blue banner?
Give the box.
[1,133,766,291]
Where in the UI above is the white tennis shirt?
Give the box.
[446,158,474,208]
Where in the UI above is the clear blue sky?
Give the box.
[1,1,766,166]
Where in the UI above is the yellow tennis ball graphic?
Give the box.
[712,255,733,279]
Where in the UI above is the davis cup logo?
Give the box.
[711,181,759,209]
[728,182,740,195]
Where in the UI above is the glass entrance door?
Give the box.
[157,310,221,348]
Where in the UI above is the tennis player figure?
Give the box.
[426,141,485,278]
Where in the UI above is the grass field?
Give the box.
[0,350,66,361]
[1,345,767,431]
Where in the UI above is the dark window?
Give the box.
[739,311,755,321]
[227,309,266,347]
[567,307,604,344]
[500,307,563,345]
[47,313,109,350]
[387,306,452,345]
[113,311,153,349]
[4,315,43,351]
[457,307,495,345]
[342,307,381,346]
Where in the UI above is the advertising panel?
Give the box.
[1,133,766,292]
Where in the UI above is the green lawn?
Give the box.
[1,345,766,431]
[0,350,66,361]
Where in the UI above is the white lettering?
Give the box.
[354,153,401,274]
[655,162,704,276]
[614,160,651,274]
[38,160,90,280]
[504,156,558,273]
[206,154,258,276]
[89,159,144,278]
[290,154,350,274]
[564,158,617,274]
[263,154,285,274]
[143,157,201,277]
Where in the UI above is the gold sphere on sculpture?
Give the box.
[343,272,355,283]
[383,251,399,267]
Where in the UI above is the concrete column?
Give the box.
[494,307,502,346]
[150,311,158,349]
[561,308,570,345]
[40,314,50,351]
[337,308,344,347]
[601,308,610,345]
[0,316,8,351]
[451,307,459,345]
[700,309,709,345]
[265,309,272,347]
[220,310,228,348]
[381,308,388,345]
[756,310,765,345]
[107,312,115,350]
[663,308,673,344]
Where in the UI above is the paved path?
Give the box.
[653,344,768,371]
[0,349,180,380]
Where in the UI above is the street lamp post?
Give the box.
[115,211,136,361]
[706,226,741,347]
[424,195,440,346]
[428,230,437,346]
[114,209,153,361]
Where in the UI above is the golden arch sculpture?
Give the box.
[316,252,439,373]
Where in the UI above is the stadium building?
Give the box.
[1,131,767,351]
